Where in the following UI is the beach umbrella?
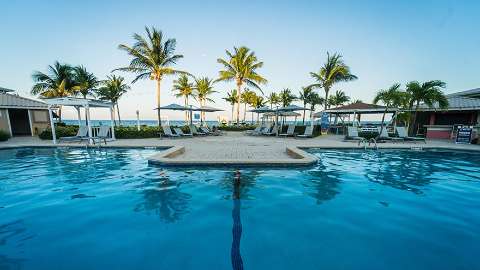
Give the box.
[248,106,275,113]
[154,103,192,111]
[277,104,311,112]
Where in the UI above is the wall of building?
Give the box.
[29,109,50,135]
[0,109,11,135]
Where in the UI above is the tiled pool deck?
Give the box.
[1,132,479,166]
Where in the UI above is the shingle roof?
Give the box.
[0,92,48,109]
[418,95,480,111]
[0,86,15,93]
[448,88,480,99]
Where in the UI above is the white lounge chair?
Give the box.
[92,126,111,145]
[262,124,278,136]
[396,127,426,143]
[377,126,403,142]
[201,126,222,136]
[59,126,89,142]
[189,125,206,136]
[163,125,180,138]
[245,125,263,135]
[296,126,314,138]
[345,126,364,141]
[174,127,193,137]
[279,124,296,137]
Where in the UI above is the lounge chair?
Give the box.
[296,126,314,138]
[92,126,111,145]
[377,126,403,142]
[174,127,193,137]
[200,126,222,136]
[245,125,263,135]
[189,125,207,136]
[279,124,296,137]
[262,124,278,136]
[59,126,89,142]
[163,125,180,138]
[345,126,364,141]
[396,127,426,143]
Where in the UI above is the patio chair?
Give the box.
[174,127,193,137]
[92,126,111,145]
[296,126,314,138]
[163,125,180,138]
[279,124,296,137]
[396,127,426,143]
[262,124,278,136]
[245,125,263,135]
[345,126,364,141]
[189,125,207,136]
[201,126,222,136]
[377,126,403,142]
[59,126,89,142]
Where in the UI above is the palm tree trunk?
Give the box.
[379,107,388,135]
[117,104,121,126]
[409,102,420,136]
[156,79,162,127]
[302,103,306,124]
[324,87,330,110]
[236,82,242,125]
[184,97,188,124]
[243,103,247,122]
[231,104,234,123]
[58,106,62,123]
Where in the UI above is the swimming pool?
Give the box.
[0,147,479,270]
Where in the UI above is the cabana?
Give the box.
[44,97,116,144]
[313,102,398,134]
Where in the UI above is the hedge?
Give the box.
[39,125,78,140]
[0,130,10,141]
[217,125,256,131]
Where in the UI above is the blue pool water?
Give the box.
[0,148,479,270]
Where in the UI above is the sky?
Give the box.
[1,0,479,121]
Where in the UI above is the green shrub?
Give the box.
[114,126,162,139]
[0,130,10,141]
[218,125,256,131]
[39,125,78,140]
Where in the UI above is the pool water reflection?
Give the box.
[0,148,479,270]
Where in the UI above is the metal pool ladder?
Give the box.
[358,138,378,150]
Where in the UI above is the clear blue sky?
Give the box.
[1,0,479,120]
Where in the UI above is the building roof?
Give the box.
[43,97,113,108]
[418,95,480,111]
[0,92,48,109]
[448,88,480,99]
[0,86,15,93]
[322,102,397,114]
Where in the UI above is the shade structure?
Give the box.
[193,105,224,112]
[248,106,275,113]
[154,103,192,111]
[263,111,301,117]
[277,105,311,112]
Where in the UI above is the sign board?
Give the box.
[320,113,329,129]
[194,113,200,120]
[455,127,473,144]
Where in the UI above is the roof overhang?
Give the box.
[44,97,113,108]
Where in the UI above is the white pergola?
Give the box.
[44,97,115,144]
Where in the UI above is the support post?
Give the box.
[85,105,92,144]
[76,106,82,126]
[110,106,116,140]
[48,107,57,144]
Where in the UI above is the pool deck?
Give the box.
[1,132,479,166]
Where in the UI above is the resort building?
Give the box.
[0,86,50,136]
[416,88,480,139]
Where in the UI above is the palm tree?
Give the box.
[223,89,239,122]
[373,83,403,135]
[73,66,99,99]
[279,88,296,107]
[31,61,75,122]
[194,77,216,124]
[309,52,357,109]
[216,46,267,124]
[96,75,130,126]
[298,86,313,124]
[241,89,256,122]
[328,90,350,107]
[350,99,363,104]
[115,26,186,127]
[250,94,266,123]
[406,80,448,135]
[172,74,194,123]
[306,92,324,125]
[267,92,281,109]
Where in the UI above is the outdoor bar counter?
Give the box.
[424,125,479,140]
